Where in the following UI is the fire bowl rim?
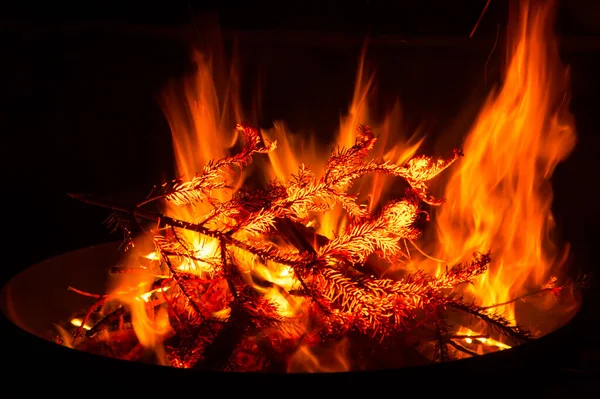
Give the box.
[0,241,583,374]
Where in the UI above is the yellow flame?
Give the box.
[432,0,576,334]
[105,0,578,369]
[106,239,174,361]
[457,327,511,351]
[138,286,170,302]
[70,317,91,331]
[159,51,239,276]
[252,261,302,318]
[144,252,159,261]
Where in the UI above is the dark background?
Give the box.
[0,0,599,394]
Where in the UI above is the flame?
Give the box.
[105,238,174,362]
[456,326,512,353]
[261,48,424,240]
[105,0,578,370]
[287,337,351,373]
[252,261,302,318]
[159,51,243,276]
[432,0,577,336]
[70,317,91,331]
[111,52,244,356]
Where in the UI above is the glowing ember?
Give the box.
[58,0,581,371]
[70,317,91,330]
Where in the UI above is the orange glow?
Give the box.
[160,51,238,277]
[70,317,91,330]
[252,261,303,318]
[287,338,351,373]
[459,326,512,350]
[109,277,173,364]
[109,52,239,357]
[100,0,579,370]
[105,240,175,360]
[430,0,578,339]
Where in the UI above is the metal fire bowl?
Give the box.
[0,242,586,394]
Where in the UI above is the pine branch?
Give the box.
[142,124,276,207]
[436,252,491,288]
[447,299,532,344]
[222,126,461,238]
[69,193,307,266]
[317,197,423,266]
[66,122,548,371]
[479,275,577,310]
[447,339,479,357]
[104,211,135,251]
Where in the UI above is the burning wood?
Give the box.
[55,0,582,372]
[61,123,567,371]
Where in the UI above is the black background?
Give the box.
[1,0,599,394]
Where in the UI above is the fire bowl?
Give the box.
[0,242,586,392]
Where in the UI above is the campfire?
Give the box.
[48,0,581,372]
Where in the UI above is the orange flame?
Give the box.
[111,53,238,354]
[109,0,579,368]
[105,242,174,363]
[432,0,578,335]
[158,51,244,276]
[287,337,351,373]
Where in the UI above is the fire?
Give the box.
[158,51,240,276]
[456,326,512,353]
[288,337,351,373]
[69,0,580,371]
[432,0,577,337]
[70,317,91,330]
[252,261,302,318]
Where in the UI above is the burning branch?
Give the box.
[64,123,563,371]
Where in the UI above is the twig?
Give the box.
[447,334,489,340]
[448,299,531,343]
[408,239,447,264]
[67,286,103,299]
[69,193,305,266]
[480,287,553,310]
[73,296,109,340]
[191,307,250,371]
[159,251,205,318]
[273,219,334,316]
[86,306,126,337]
[65,122,546,369]
[470,0,492,38]
[434,320,449,362]
[448,340,479,357]
[220,238,239,302]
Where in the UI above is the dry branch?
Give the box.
[63,123,566,371]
